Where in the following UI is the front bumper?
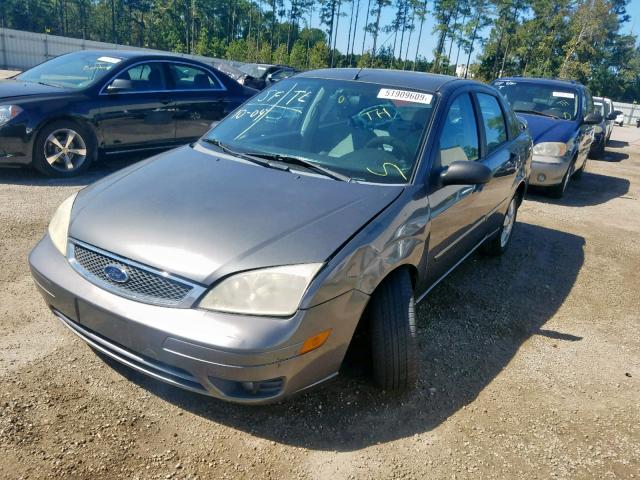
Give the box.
[29,235,369,404]
[529,157,571,187]
[0,120,32,165]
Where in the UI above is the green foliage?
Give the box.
[1,0,638,100]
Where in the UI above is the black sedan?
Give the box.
[0,50,256,176]
[236,63,298,90]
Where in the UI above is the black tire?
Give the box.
[480,195,518,256]
[548,165,571,198]
[369,269,418,391]
[32,120,95,177]
[589,138,605,159]
[573,159,586,179]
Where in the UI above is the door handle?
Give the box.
[160,97,171,105]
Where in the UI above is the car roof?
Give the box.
[296,68,471,93]
[65,49,210,63]
[497,76,584,89]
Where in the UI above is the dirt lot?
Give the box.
[1,127,639,479]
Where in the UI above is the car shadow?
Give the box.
[97,221,585,452]
[594,151,629,163]
[606,139,628,148]
[527,171,630,207]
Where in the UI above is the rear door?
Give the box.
[96,61,176,152]
[166,62,231,143]
[473,91,517,232]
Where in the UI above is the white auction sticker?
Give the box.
[377,88,433,105]
[97,56,122,64]
[552,91,575,99]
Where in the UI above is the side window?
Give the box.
[115,62,166,91]
[167,64,223,90]
[271,69,294,81]
[438,93,479,166]
[477,93,507,154]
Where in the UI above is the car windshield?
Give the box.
[594,102,605,115]
[204,77,435,184]
[493,80,579,120]
[17,52,122,89]
[238,64,270,79]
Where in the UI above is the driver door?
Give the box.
[425,92,487,285]
[96,62,176,152]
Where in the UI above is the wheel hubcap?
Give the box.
[44,129,87,172]
[500,199,516,248]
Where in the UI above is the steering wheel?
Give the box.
[364,136,412,162]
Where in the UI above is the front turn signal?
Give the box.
[299,329,332,355]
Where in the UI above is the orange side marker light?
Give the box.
[299,329,332,355]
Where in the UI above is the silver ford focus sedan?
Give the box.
[29,69,531,404]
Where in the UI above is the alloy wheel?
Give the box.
[44,128,87,173]
[500,198,517,248]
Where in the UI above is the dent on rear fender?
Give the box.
[305,199,430,308]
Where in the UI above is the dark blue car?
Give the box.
[492,77,602,198]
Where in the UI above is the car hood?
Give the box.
[0,79,68,100]
[518,113,576,144]
[70,145,402,285]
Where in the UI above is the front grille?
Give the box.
[70,242,197,307]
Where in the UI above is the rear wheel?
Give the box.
[32,120,95,177]
[590,137,605,159]
[369,269,418,391]
[481,195,518,256]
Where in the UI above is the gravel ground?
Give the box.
[1,128,639,479]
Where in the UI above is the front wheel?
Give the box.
[369,269,418,391]
[548,165,571,198]
[32,120,95,177]
[481,195,518,256]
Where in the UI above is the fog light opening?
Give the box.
[537,173,546,182]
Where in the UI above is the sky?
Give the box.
[304,0,640,65]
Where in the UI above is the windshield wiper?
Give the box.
[248,152,352,182]
[37,81,64,88]
[201,138,286,171]
[514,109,561,120]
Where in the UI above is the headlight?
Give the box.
[0,105,23,127]
[199,263,323,316]
[533,142,568,157]
[48,193,77,255]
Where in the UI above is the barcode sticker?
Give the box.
[552,91,575,99]
[97,56,122,64]
[377,88,433,105]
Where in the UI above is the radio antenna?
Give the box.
[353,66,365,80]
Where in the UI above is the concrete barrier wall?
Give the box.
[0,27,229,70]
[612,101,640,126]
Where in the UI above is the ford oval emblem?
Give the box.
[104,264,130,283]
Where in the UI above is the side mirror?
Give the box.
[106,78,133,93]
[440,161,493,187]
[606,112,618,120]
[613,110,623,115]
[583,111,603,125]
